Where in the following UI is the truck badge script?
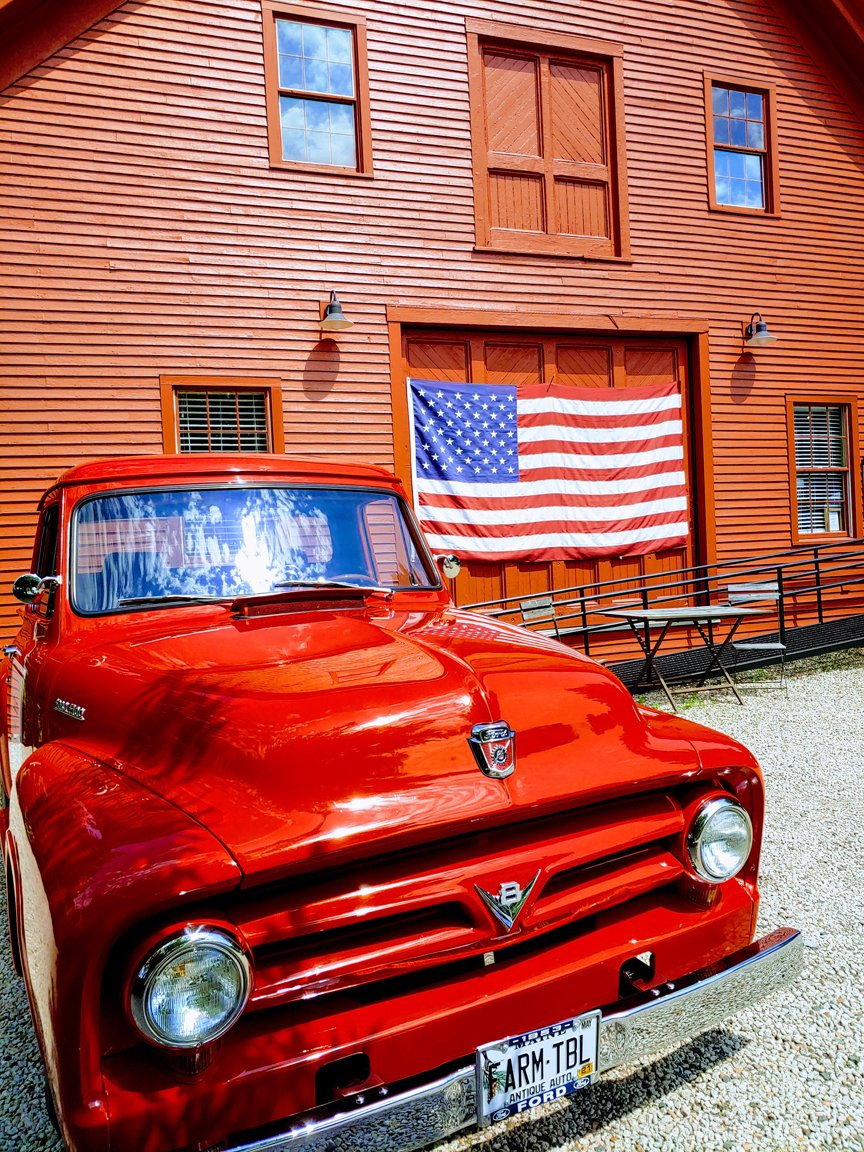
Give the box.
[468,721,516,779]
[475,872,540,932]
[54,699,85,721]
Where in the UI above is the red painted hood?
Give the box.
[50,604,705,884]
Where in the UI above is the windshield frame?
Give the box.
[67,482,442,617]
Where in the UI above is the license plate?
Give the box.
[476,1011,600,1125]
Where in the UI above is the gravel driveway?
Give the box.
[2,652,862,1152]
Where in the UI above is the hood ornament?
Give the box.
[475,873,540,932]
[468,721,515,779]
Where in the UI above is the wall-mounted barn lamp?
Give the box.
[320,291,354,332]
[743,313,777,347]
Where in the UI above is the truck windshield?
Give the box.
[71,486,438,613]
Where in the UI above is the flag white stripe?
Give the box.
[416,496,687,527]
[422,523,690,552]
[518,420,683,444]
[517,395,681,417]
[520,446,684,470]
[415,472,686,498]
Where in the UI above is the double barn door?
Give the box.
[400,328,694,609]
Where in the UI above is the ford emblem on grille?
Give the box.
[468,721,516,779]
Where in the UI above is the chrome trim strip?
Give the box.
[227,928,801,1152]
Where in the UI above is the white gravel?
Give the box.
[2,651,862,1152]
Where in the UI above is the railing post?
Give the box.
[579,588,590,656]
[641,585,650,659]
[777,566,786,646]
[814,548,823,624]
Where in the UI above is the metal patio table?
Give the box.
[602,605,770,712]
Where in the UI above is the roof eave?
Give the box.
[768,0,864,123]
[0,0,124,94]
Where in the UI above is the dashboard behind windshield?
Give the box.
[71,486,439,614]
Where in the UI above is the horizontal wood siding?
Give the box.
[2,0,864,636]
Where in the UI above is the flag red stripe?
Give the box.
[417,485,686,511]
[517,408,680,431]
[417,512,688,539]
[513,461,685,481]
[518,434,683,457]
[517,380,681,402]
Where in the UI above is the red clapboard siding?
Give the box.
[1,0,864,639]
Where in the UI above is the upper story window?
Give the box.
[466,19,630,260]
[704,74,779,215]
[262,1,373,176]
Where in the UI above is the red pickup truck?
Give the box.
[1,454,801,1152]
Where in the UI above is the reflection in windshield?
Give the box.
[73,486,435,613]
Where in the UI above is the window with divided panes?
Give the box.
[466,21,629,258]
[262,1,372,175]
[177,391,270,453]
[705,75,778,214]
[793,404,850,535]
[276,18,356,167]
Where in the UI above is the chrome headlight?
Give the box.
[687,796,753,882]
[129,926,251,1049]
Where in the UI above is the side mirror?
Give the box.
[13,574,42,604]
[435,554,461,580]
[13,573,61,605]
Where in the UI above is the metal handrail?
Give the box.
[460,537,864,660]
[462,537,864,612]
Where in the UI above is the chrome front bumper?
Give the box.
[232,927,802,1152]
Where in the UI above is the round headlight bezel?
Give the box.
[129,925,251,1050]
[686,796,753,883]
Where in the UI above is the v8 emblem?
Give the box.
[475,872,540,932]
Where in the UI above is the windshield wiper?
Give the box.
[118,594,229,606]
[274,579,393,595]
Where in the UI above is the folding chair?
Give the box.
[726,582,787,693]
[519,596,561,639]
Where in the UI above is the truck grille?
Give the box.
[225,792,684,1010]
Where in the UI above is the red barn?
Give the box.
[3,0,864,660]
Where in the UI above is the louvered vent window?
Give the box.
[794,404,850,534]
[177,391,270,453]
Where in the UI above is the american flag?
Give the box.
[409,378,688,561]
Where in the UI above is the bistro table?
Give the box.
[601,605,770,712]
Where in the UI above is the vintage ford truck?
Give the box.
[1,454,801,1152]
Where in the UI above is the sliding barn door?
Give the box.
[402,329,694,608]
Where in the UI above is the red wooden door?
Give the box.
[401,329,694,608]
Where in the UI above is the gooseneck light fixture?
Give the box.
[320,291,354,333]
[743,313,777,347]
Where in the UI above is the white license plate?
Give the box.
[476,1011,600,1125]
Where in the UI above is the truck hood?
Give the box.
[50,604,703,883]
